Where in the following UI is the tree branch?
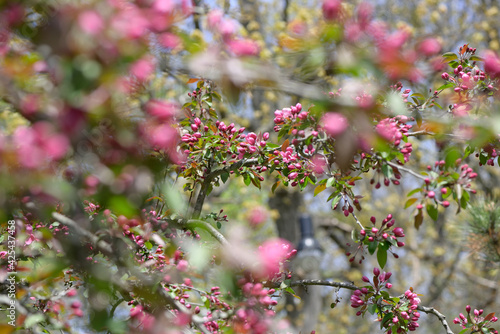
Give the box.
[191,158,260,219]
[185,219,230,246]
[417,305,455,334]
[287,279,358,291]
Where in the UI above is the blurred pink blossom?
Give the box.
[111,7,149,39]
[146,100,178,120]
[13,122,69,169]
[78,10,104,35]
[227,39,260,57]
[484,50,500,79]
[130,58,155,81]
[219,20,237,40]
[418,38,441,56]
[322,0,342,21]
[258,238,292,278]
[207,9,223,30]
[158,33,181,49]
[321,112,349,137]
[176,259,189,272]
[310,155,327,174]
[153,0,174,13]
[247,206,267,227]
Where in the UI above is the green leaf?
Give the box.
[426,204,438,221]
[330,193,342,209]
[414,210,424,229]
[381,164,394,179]
[381,313,394,329]
[145,241,153,250]
[407,188,422,197]
[368,241,378,255]
[220,171,229,184]
[243,174,251,186]
[314,183,327,196]
[404,198,418,209]
[442,52,458,61]
[285,286,301,299]
[367,303,378,315]
[377,247,388,269]
[24,314,45,328]
[470,55,484,61]
[445,147,461,168]
[437,82,455,91]
[272,180,280,193]
[326,177,336,188]
[460,190,470,209]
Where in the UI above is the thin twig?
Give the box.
[385,160,428,181]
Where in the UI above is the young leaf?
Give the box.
[426,204,438,221]
[220,171,230,184]
[442,52,458,61]
[414,210,423,229]
[484,312,496,322]
[405,198,418,209]
[314,183,327,196]
[368,241,378,255]
[377,247,388,269]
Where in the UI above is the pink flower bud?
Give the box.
[373,267,380,276]
[393,227,405,237]
[362,276,370,282]
[441,72,450,80]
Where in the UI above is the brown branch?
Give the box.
[287,279,358,291]
[417,305,455,334]
[192,158,259,219]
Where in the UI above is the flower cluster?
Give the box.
[386,289,421,333]
[273,103,309,132]
[375,116,413,163]
[350,267,393,312]
[453,305,498,334]
[346,214,405,265]
[351,268,421,333]
[361,215,405,247]
[231,281,279,334]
